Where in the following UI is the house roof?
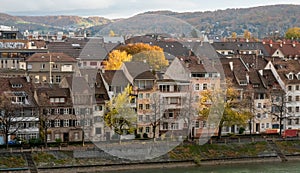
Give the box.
[122,61,155,80]
[0,76,37,108]
[26,52,76,62]
[47,37,89,59]
[35,85,73,107]
[101,70,130,86]
[78,38,110,60]
[212,42,270,56]
[178,56,220,74]
[263,41,300,58]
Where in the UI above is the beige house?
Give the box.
[26,52,77,84]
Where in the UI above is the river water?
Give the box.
[104,161,300,173]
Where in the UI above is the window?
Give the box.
[59,98,65,103]
[296,119,299,125]
[74,132,79,140]
[159,85,170,92]
[94,116,102,122]
[40,64,45,69]
[296,106,300,113]
[138,115,143,121]
[170,97,178,104]
[64,108,69,114]
[266,123,270,128]
[288,96,292,102]
[56,75,61,83]
[288,119,292,125]
[296,85,300,90]
[139,104,143,110]
[203,83,208,90]
[195,121,200,128]
[145,127,150,133]
[52,64,58,69]
[138,93,143,99]
[55,134,60,140]
[257,103,262,108]
[146,104,150,109]
[261,123,265,129]
[194,84,200,91]
[95,105,102,111]
[288,107,293,113]
[139,127,143,133]
[288,85,292,91]
[146,93,150,98]
[64,120,69,127]
[47,134,51,141]
[296,96,300,101]
[146,115,150,121]
[288,74,293,80]
[169,112,174,118]
[256,113,261,119]
[95,127,102,134]
[54,119,60,127]
[171,123,179,130]
[163,122,168,130]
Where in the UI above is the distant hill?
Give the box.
[91,4,300,38]
[1,4,299,38]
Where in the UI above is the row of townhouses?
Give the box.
[0,25,300,144]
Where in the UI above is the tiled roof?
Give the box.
[47,38,89,58]
[270,58,300,84]
[263,41,300,58]
[123,61,153,79]
[212,42,270,56]
[78,38,109,60]
[178,56,220,73]
[101,70,130,86]
[0,76,37,107]
[35,85,73,107]
[26,52,76,62]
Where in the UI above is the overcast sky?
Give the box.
[1,0,300,19]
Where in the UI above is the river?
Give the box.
[103,161,300,173]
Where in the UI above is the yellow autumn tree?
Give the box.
[231,32,237,39]
[199,86,252,139]
[118,43,169,71]
[104,50,132,70]
[104,85,137,135]
[285,27,300,40]
[244,30,251,40]
[109,30,116,37]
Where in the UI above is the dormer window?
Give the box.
[297,73,300,80]
[11,84,22,88]
[287,72,294,80]
[239,80,247,86]
[50,97,65,103]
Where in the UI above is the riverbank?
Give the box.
[2,139,300,172]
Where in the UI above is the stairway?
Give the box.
[24,152,38,173]
[267,140,288,162]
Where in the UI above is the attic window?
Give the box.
[253,84,259,88]
[288,73,294,80]
[12,84,22,88]
[239,80,247,86]
[50,97,65,103]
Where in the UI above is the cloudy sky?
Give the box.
[1,0,300,19]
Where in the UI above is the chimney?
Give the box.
[258,69,263,76]
[270,40,273,47]
[229,61,233,71]
[292,41,296,48]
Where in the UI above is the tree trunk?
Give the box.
[5,133,9,149]
[217,125,222,139]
